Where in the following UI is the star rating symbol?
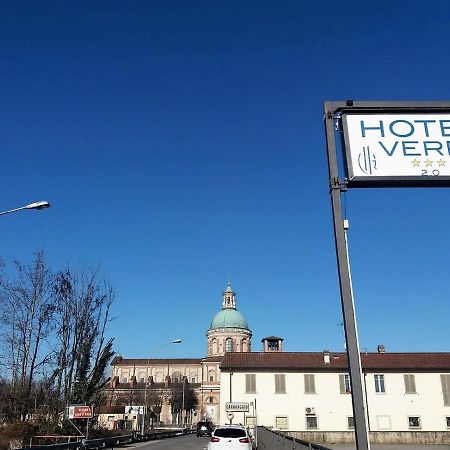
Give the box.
[425,159,433,167]
[411,159,420,167]
[438,159,446,167]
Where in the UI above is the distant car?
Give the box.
[207,424,253,449]
[197,420,214,437]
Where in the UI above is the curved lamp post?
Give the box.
[0,201,51,216]
[142,339,182,434]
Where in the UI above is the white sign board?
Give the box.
[125,405,145,414]
[342,114,450,185]
[225,402,249,412]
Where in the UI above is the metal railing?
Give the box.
[20,428,193,450]
[257,426,334,450]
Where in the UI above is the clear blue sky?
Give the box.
[2,0,449,359]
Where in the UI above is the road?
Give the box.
[127,434,450,450]
[129,434,210,450]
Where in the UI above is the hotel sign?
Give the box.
[342,113,450,186]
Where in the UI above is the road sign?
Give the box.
[225,402,249,412]
[68,405,93,419]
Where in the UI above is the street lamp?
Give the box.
[142,339,182,435]
[0,201,51,216]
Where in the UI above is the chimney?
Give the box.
[323,350,331,364]
[377,344,386,353]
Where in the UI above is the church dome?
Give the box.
[209,308,249,330]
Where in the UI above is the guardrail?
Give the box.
[257,426,334,450]
[20,428,193,450]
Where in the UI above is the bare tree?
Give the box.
[0,251,55,420]
[51,268,114,419]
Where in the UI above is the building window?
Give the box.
[374,374,386,393]
[122,377,128,383]
[404,374,416,394]
[347,416,354,429]
[208,397,214,403]
[275,416,288,429]
[246,416,256,427]
[275,374,286,394]
[304,374,316,394]
[441,374,450,406]
[245,374,256,394]
[306,416,318,429]
[225,338,234,352]
[446,416,450,428]
[208,369,215,382]
[408,416,421,429]
[191,377,196,383]
[139,377,145,383]
[172,371,181,383]
[107,415,115,421]
[339,374,351,393]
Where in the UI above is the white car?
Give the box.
[207,424,253,449]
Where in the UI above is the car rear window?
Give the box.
[214,428,246,438]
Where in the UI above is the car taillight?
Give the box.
[210,436,220,442]
[239,437,250,443]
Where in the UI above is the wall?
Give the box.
[220,370,450,432]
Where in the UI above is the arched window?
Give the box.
[242,339,247,352]
[172,371,181,383]
[155,371,164,383]
[208,369,215,382]
[225,338,234,352]
[212,338,218,355]
[121,372,129,383]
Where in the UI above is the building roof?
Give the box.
[261,336,284,341]
[112,358,202,366]
[209,308,249,330]
[220,352,450,371]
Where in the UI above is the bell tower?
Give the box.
[222,282,236,309]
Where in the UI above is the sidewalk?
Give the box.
[327,445,450,450]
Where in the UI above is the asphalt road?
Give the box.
[129,434,210,450]
[127,435,450,450]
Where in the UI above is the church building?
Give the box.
[107,282,251,425]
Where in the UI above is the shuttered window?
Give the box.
[441,374,450,406]
[246,374,256,394]
[339,374,351,394]
[404,374,416,394]
[304,374,316,394]
[275,374,286,394]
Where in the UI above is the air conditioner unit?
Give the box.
[305,407,315,415]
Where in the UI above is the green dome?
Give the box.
[209,308,249,330]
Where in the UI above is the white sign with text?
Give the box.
[343,114,450,182]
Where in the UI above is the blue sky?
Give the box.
[1,0,450,359]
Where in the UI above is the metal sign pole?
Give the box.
[324,104,370,450]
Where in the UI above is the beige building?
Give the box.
[219,343,450,444]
